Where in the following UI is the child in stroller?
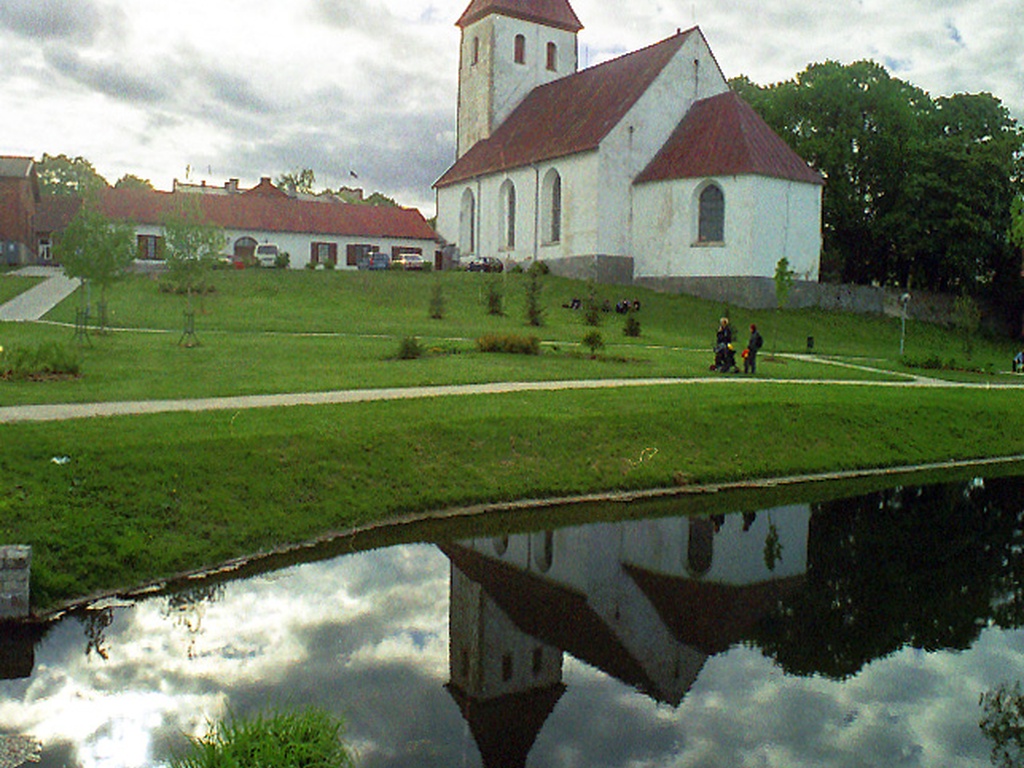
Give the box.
[711,342,739,372]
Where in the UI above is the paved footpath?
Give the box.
[2,266,1022,425]
[0,266,80,322]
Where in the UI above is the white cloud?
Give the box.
[0,0,1018,214]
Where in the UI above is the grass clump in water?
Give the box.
[170,707,356,768]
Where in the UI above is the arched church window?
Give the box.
[533,530,554,572]
[500,180,516,250]
[472,36,480,66]
[460,188,476,256]
[546,42,557,71]
[514,34,526,64]
[698,183,725,243]
[540,169,562,244]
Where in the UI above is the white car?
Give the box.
[255,243,280,267]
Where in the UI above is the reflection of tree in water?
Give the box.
[980,681,1024,767]
[750,477,1024,680]
[82,608,114,661]
[162,583,224,660]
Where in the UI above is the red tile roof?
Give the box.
[87,187,438,241]
[456,0,582,31]
[635,91,824,186]
[435,29,695,188]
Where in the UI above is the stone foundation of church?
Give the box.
[544,255,635,286]
[635,276,889,314]
[0,546,31,621]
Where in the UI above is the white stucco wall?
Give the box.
[132,223,438,270]
[595,31,729,258]
[631,175,822,280]
[435,151,599,265]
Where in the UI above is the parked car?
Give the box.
[398,254,425,271]
[255,243,280,268]
[467,256,503,273]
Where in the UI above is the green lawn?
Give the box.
[2,267,1023,610]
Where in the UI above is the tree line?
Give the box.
[732,60,1024,333]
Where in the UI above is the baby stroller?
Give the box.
[710,342,739,373]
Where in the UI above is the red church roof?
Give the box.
[89,186,438,241]
[635,90,824,186]
[435,29,695,188]
[456,0,582,32]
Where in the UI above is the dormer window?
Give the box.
[514,34,526,64]
[546,42,557,71]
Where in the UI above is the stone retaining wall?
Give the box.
[0,546,30,620]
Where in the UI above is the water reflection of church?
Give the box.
[441,505,810,767]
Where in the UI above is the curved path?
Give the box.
[3,267,1023,425]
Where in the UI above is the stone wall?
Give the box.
[0,546,31,620]
[545,255,635,285]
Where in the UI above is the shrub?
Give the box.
[527,260,550,276]
[275,252,291,269]
[524,271,544,327]
[581,330,605,355]
[476,333,541,355]
[624,315,641,337]
[486,279,504,316]
[397,336,423,359]
[0,342,82,380]
[429,282,445,320]
[169,707,355,768]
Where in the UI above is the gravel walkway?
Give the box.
[0,736,41,768]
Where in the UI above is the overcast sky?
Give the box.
[1,0,1020,215]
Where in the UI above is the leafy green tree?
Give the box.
[732,63,1023,307]
[113,174,154,191]
[37,153,109,196]
[54,201,135,329]
[162,196,225,312]
[276,167,316,196]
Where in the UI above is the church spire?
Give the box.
[456,0,583,32]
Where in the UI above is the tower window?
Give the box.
[514,34,526,64]
[472,36,479,66]
[546,42,557,71]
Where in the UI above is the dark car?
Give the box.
[467,257,504,273]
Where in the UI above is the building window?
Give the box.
[500,180,516,250]
[472,36,479,65]
[312,242,337,266]
[546,42,557,71]
[137,234,165,260]
[541,169,562,244]
[698,184,725,243]
[514,34,526,64]
[533,530,554,572]
[502,653,513,682]
[460,188,476,256]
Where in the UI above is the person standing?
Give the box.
[745,324,763,374]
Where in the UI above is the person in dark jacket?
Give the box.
[745,324,763,374]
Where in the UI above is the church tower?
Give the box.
[455,0,583,158]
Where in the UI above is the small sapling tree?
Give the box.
[162,196,225,345]
[55,201,136,333]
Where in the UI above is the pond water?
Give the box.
[3,474,1024,767]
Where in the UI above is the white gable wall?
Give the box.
[594,32,729,258]
[632,175,821,279]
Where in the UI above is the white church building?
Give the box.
[434,0,823,301]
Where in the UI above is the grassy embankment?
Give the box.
[2,268,1023,609]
